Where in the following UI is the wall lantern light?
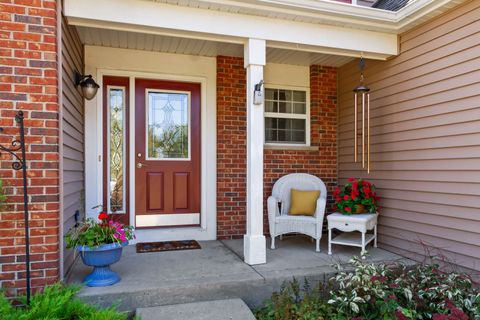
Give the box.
[74,71,99,100]
[353,57,371,173]
[253,80,264,105]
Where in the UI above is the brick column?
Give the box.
[0,0,60,296]
[216,56,247,239]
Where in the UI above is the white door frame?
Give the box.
[85,68,216,242]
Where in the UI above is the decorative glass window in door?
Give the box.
[147,91,190,160]
[108,87,126,213]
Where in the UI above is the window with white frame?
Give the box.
[264,88,309,145]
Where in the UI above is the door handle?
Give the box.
[136,162,147,169]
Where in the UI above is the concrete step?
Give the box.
[136,299,256,320]
[70,239,413,312]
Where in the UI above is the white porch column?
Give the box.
[243,38,266,265]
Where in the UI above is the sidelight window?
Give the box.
[107,86,126,213]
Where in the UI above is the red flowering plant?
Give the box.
[333,178,379,215]
[65,206,134,249]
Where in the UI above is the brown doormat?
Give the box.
[136,240,201,253]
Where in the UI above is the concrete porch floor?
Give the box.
[67,236,413,311]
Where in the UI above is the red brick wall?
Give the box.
[263,65,338,231]
[216,56,247,239]
[216,57,337,239]
[0,0,60,296]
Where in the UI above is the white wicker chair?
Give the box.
[267,173,327,252]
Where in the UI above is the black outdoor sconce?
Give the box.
[74,71,99,100]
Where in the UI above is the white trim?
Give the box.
[136,213,200,228]
[64,0,398,59]
[106,85,127,214]
[264,85,311,147]
[244,38,266,265]
[144,89,192,161]
[84,61,216,242]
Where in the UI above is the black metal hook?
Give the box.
[0,110,30,305]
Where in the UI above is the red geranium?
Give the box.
[98,212,109,220]
[334,178,379,215]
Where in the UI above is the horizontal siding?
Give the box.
[61,13,85,277]
[337,0,480,271]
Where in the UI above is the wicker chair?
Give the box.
[267,173,327,252]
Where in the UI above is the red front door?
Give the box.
[134,79,201,228]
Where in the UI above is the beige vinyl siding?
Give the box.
[61,13,85,276]
[337,0,480,271]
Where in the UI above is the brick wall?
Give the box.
[216,57,338,239]
[263,65,338,231]
[216,56,247,239]
[0,0,60,297]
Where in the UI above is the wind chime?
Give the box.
[353,57,371,173]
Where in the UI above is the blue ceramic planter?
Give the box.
[77,241,128,287]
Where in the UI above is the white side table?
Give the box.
[327,212,378,257]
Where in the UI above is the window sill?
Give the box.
[264,144,319,151]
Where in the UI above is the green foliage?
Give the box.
[0,179,8,209]
[329,257,479,319]
[0,283,134,320]
[65,218,134,249]
[256,258,480,320]
[255,278,334,320]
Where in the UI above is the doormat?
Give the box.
[136,240,201,253]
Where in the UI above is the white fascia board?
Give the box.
[190,0,466,32]
[64,0,398,57]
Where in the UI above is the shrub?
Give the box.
[255,278,334,320]
[0,284,133,320]
[256,258,480,320]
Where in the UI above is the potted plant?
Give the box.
[65,208,134,287]
[333,178,380,215]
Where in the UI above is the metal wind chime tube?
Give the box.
[353,57,371,173]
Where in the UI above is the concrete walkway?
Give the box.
[68,237,412,312]
[136,299,256,320]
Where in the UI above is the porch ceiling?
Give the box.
[64,0,399,60]
[77,26,354,67]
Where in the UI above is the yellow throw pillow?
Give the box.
[288,189,320,216]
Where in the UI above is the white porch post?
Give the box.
[243,38,266,265]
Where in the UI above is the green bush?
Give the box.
[0,179,7,209]
[0,284,134,320]
[256,258,480,320]
[255,278,334,320]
